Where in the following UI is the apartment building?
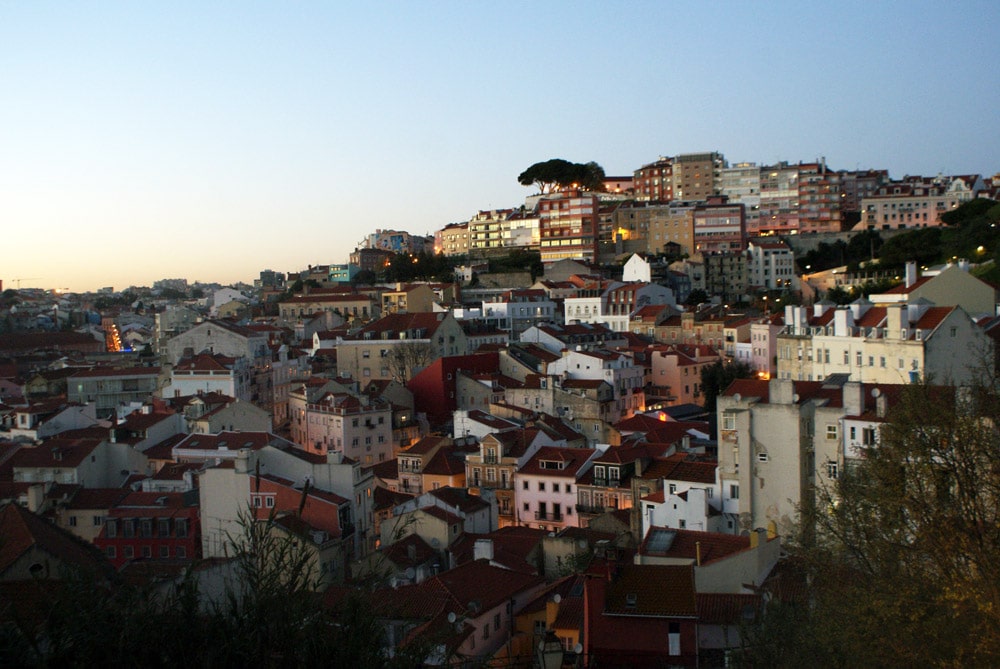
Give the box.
[537,190,600,263]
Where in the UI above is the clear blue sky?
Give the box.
[2,1,998,292]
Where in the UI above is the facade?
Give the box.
[757,162,801,235]
[513,445,604,531]
[633,157,674,202]
[775,301,988,385]
[94,491,200,567]
[693,197,746,254]
[859,176,978,230]
[672,152,724,201]
[468,209,512,253]
[164,319,270,367]
[435,222,471,256]
[745,240,796,291]
[466,429,551,528]
[719,162,761,233]
[797,162,843,233]
[67,367,162,416]
[537,190,599,263]
[161,353,251,401]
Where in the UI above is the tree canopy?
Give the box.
[517,159,606,194]
[740,374,1000,667]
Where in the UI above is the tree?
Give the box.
[517,159,606,194]
[700,359,753,414]
[684,289,709,306]
[740,376,1000,667]
[385,341,437,384]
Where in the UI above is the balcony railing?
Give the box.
[534,511,564,522]
[575,504,611,515]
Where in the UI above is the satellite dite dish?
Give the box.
[447,612,457,624]
[553,594,562,604]
[872,388,881,398]
[574,643,584,654]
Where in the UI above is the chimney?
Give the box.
[769,378,795,405]
[905,261,918,288]
[473,538,494,562]
[695,541,702,566]
[26,483,45,513]
[235,448,251,474]
[834,380,859,420]
[886,304,905,339]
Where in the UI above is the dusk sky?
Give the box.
[2,2,998,292]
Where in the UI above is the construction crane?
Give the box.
[11,277,42,289]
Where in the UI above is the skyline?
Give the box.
[3,2,999,292]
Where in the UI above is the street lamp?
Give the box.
[537,632,563,669]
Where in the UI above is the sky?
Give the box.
[2,2,998,293]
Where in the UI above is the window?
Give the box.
[93,515,103,526]
[538,482,545,492]
[523,503,529,511]
[124,546,134,559]
[142,546,152,558]
[158,518,171,537]
[68,516,77,527]
[494,613,501,631]
[176,519,188,538]
[827,462,839,480]
[176,546,186,559]
[522,481,529,490]
[265,497,275,508]
[826,425,838,440]
[552,483,559,493]
[730,484,740,500]
[106,546,116,559]
[123,519,134,538]
[160,545,170,558]
[757,453,769,463]
[722,413,736,430]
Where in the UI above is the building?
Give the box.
[67,367,162,417]
[161,353,252,401]
[93,491,200,567]
[537,190,600,263]
[858,175,981,230]
[514,446,604,531]
[693,197,746,254]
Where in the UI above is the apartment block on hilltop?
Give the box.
[537,190,599,263]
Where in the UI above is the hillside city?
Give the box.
[3,152,1000,667]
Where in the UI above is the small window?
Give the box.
[826,425,838,440]
[265,497,275,508]
[757,453,769,463]
[827,462,839,480]
[722,413,736,430]
[730,484,740,500]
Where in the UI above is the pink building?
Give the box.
[513,445,604,531]
[650,344,721,406]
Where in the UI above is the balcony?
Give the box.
[534,511,564,522]
[575,504,612,515]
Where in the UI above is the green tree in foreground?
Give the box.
[739,375,1000,667]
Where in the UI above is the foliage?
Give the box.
[700,359,754,414]
[876,198,1000,269]
[488,248,543,280]
[385,341,437,384]
[517,159,606,193]
[0,505,428,668]
[800,230,883,273]
[823,277,901,305]
[381,250,453,283]
[684,288,708,306]
[739,375,1000,667]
